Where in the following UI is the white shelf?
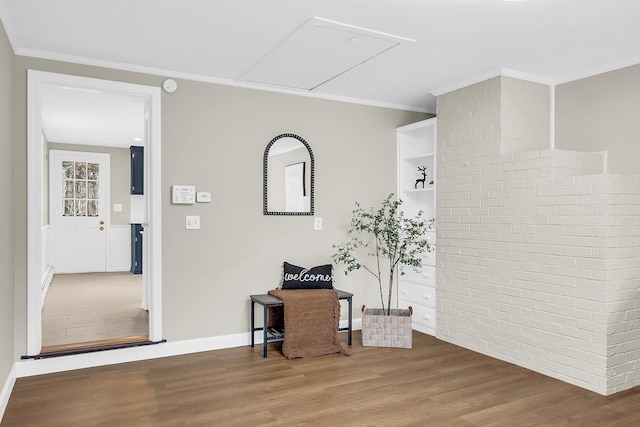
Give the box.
[403,153,435,161]
[403,187,434,193]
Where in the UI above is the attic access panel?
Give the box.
[239,17,415,91]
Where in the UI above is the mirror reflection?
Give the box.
[264,134,314,215]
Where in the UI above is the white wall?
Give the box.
[436,76,640,395]
[108,225,131,272]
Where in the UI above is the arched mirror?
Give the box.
[264,133,314,215]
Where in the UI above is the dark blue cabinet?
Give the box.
[131,224,143,274]
[130,145,144,195]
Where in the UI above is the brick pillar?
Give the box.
[436,75,640,395]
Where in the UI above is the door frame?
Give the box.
[27,70,163,355]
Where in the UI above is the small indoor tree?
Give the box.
[332,194,433,315]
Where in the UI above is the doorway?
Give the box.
[43,148,147,351]
[27,70,163,356]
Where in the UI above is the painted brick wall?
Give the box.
[436,76,640,395]
[501,76,550,155]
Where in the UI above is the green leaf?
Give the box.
[331,193,434,314]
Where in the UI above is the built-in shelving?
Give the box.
[395,117,436,336]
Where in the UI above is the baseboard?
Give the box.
[412,323,435,337]
[16,333,244,378]
[15,318,363,378]
[343,317,362,331]
[0,364,17,424]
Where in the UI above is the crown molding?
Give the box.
[430,68,504,96]
[500,68,556,86]
[430,55,640,98]
[554,55,640,85]
[15,47,429,113]
[430,67,555,96]
[0,0,20,53]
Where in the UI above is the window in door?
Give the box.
[62,160,100,217]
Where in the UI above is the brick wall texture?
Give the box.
[436,76,640,395]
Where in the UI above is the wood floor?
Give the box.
[4,331,640,426]
[41,272,148,350]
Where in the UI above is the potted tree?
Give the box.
[332,194,433,348]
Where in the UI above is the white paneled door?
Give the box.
[50,150,110,273]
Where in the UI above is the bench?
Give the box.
[249,289,353,357]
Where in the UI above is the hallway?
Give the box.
[41,272,148,350]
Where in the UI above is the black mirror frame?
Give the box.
[263,133,314,216]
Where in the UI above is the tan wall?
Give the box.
[49,143,131,225]
[555,63,640,174]
[0,21,15,391]
[12,56,428,351]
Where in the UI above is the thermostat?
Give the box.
[172,185,195,204]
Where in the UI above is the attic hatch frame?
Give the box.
[239,16,416,92]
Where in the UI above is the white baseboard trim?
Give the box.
[344,317,362,331]
[412,323,435,337]
[0,364,17,424]
[16,318,363,379]
[16,333,246,378]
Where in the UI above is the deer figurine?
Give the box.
[415,166,427,189]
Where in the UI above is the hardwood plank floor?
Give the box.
[42,272,148,349]
[4,331,640,426]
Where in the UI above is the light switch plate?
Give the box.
[314,217,322,230]
[186,215,200,230]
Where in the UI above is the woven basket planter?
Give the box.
[361,307,413,349]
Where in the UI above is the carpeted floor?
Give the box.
[41,272,148,347]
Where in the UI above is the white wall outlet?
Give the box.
[186,215,200,230]
[314,217,322,231]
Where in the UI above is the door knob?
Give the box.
[99,220,105,225]
[99,226,104,231]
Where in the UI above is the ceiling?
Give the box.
[40,84,146,147]
[3,0,640,145]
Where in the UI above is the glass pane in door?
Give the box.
[60,160,101,217]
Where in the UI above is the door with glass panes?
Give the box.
[50,150,109,273]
